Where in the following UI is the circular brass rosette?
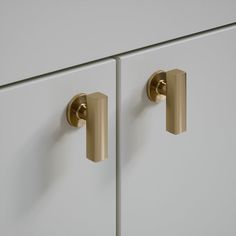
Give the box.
[146,70,166,103]
[66,93,87,128]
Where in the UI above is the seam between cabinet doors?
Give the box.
[0,58,115,91]
[116,58,122,236]
[0,22,235,90]
[113,22,236,59]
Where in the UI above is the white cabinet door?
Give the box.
[0,59,116,236]
[117,25,236,236]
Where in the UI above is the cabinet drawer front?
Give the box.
[117,26,236,236]
[1,1,236,86]
[0,59,116,236]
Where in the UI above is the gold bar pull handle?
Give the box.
[86,92,108,162]
[146,69,187,135]
[166,69,186,134]
[67,92,108,162]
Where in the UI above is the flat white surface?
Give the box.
[117,26,236,236]
[0,59,116,236]
[0,0,236,85]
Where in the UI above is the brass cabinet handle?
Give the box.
[66,92,108,162]
[146,69,186,134]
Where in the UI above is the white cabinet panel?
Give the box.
[0,59,116,236]
[117,25,236,236]
[0,1,236,85]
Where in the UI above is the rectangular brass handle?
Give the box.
[146,69,187,135]
[67,92,108,162]
[86,92,108,162]
[166,69,186,134]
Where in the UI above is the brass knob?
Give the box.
[146,69,186,134]
[67,92,108,162]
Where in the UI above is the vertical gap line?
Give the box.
[115,57,121,236]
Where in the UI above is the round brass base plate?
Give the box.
[146,70,166,103]
[66,93,87,128]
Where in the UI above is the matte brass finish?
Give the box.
[67,92,108,162]
[146,69,186,135]
[86,93,108,162]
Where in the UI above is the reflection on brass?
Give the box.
[146,69,186,135]
[67,92,108,162]
[67,93,87,128]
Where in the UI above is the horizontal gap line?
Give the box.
[1,21,235,90]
